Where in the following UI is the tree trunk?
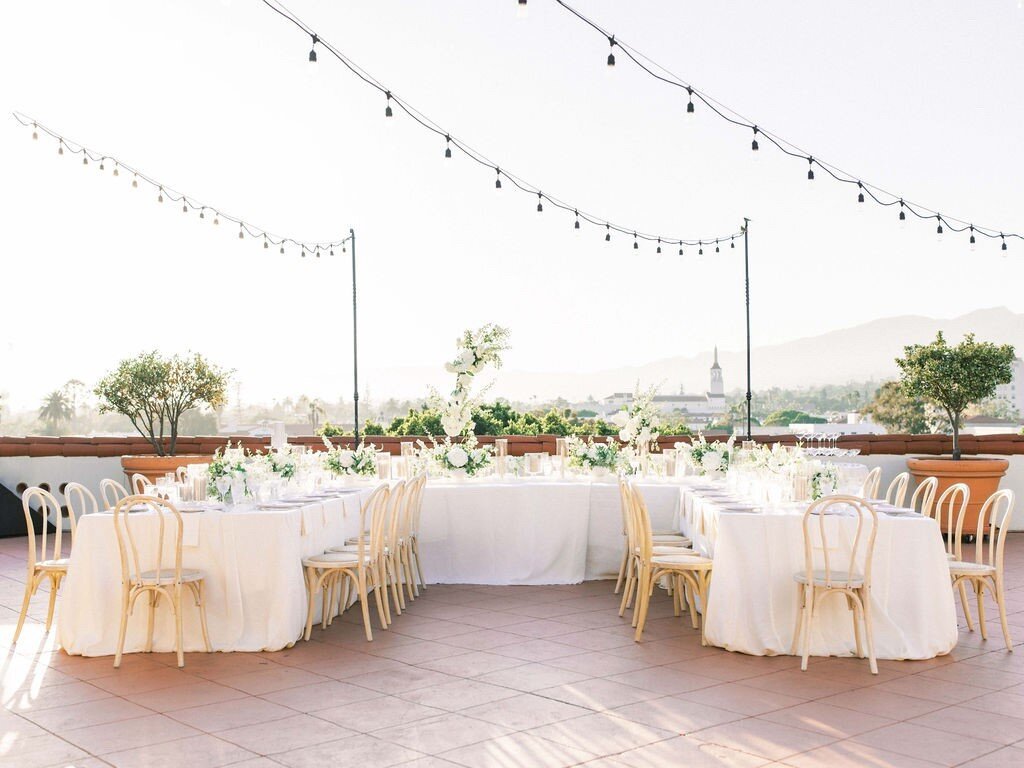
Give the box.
[950,409,961,461]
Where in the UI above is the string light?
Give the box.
[199,207,205,219]
[112,162,119,177]
[308,34,318,66]
[157,187,164,203]
[57,140,63,156]
[238,223,245,239]
[574,210,580,230]
[264,234,270,249]
[213,213,220,225]
[536,192,543,212]
[715,240,720,253]
[547,0,1020,249]
[936,215,944,239]
[605,223,611,242]
[857,182,865,204]
[132,173,138,188]
[385,91,393,118]
[969,226,976,251]
[32,122,38,140]
[182,201,188,213]
[517,0,528,19]
[444,135,451,159]
[698,243,704,255]
[633,232,638,249]
[606,36,616,67]
[1002,235,1008,252]
[656,237,661,254]
[494,167,502,189]
[99,157,105,171]
[82,154,88,166]
[730,237,735,248]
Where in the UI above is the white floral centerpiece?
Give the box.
[321,437,378,478]
[612,385,661,457]
[207,441,249,501]
[676,433,735,476]
[417,435,492,478]
[566,436,621,477]
[810,462,839,500]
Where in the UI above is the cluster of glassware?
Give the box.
[796,433,862,457]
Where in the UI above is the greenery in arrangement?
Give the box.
[418,435,493,476]
[207,442,248,499]
[94,351,230,456]
[321,438,378,477]
[896,332,1015,460]
[810,464,839,501]
[565,436,621,471]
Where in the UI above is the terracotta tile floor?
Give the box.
[1,534,1023,768]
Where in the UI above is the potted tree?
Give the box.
[898,332,1015,534]
[95,351,230,483]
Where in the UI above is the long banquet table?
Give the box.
[680,485,958,660]
[58,492,370,656]
[418,479,681,585]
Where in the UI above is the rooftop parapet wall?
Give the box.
[2,433,1024,458]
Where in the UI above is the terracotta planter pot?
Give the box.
[906,456,1009,535]
[120,454,212,488]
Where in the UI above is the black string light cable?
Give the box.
[546,0,1020,252]
[262,0,741,252]
[11,112,352,258]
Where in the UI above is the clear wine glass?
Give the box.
[215,476,231,503]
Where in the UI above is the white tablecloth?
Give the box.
[58,492,368,656]
[680,487,958,660]
[417,479,681,585]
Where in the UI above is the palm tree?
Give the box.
[39,390,73,435]
[308,399,325,428]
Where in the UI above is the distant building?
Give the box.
[962,415,1022,436]
[602,347,728,426]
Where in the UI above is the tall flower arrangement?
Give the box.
[612,385,662,454]
[432,324,511,437]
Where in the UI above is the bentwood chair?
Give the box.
[885,472,910,507]
[910,476,939,518]
[175,466,189,483]
[398,474,427,601]
[304,483,391,641]
[101,478,130,510]
[339,480,408,616]
[625,483,712,644]
[949,489,1014,650]
[130,473,149,495]
[792,495,879,674]
[64,482,99,520]
[615,479,692,596]
[934,483,970,559]
[13,487,78,644]
[111,495,212,668]
[407,474,428,594]
[858,467,882,500]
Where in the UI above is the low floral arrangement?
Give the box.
[417,435,492,477]
[207,441,248,494]
[676,433,735,475]
[321,438,379,477]
[612,384,661,454]
[746,442,803,474]
[263,449,297,480]
[810,463,839,501]
[566,436,621,472]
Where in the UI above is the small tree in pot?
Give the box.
[95,351,230,456]
[896,332,1014,460]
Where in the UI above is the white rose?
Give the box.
[471,449,486,464]
[638,427,651,445]
[619,428,633,443]
[456,348,475,372]
[701,452,722,471]
[611,411,629,427]
[447,446,469,468]
[338,451,355,468]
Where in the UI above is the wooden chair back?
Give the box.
[64,482,99,521]
[130,473,149,495]
[351,483,389,563]
[859,467,881,499]
[101,478,129,510]
[628,482,654,563]
[934,483,970,554]
[112,495,184,586]
[957,489,1014,568]
[885,472,910,507]
[910,476,938,517]
[175,466,189,482]
[22,486,76,566]
[802,495,878,589]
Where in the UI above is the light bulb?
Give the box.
[99,158,105,171]
[213,214,220,225]
[715,241,720,253]
[444,135,452,159]
[751,126,759,155]
[264,236,269,249]
[698,242,704,256]
[605,224,611,242]
[536,192,543,213]
[574,211,580,231]
[238,225,244,240]
[157,188,164,203]
[898,201,906,226]
[32,123,38,140]
[656,239,662,254]
[132,174,138,188]
[112,163,119,177]
[280,245,285,254]
[1002,236,1008,252]
[82,155,88,166]
[308,35,318,75]
[936,216,944,240]
[385,92,393,118]
[199,207,205,219]
[807,157,814,181]
[57,141,63,156]
[686,87,695,115]
[495,168,502,189]
[182,202,188,213]
[969,228,976,251]
[516,0,528,19]
[678,244,683,256]
[857,183,865,204]
[607,36,616,67]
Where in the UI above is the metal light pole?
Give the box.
[350,228,360,446]
[743,218,752,441]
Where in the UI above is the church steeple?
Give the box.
[709,345,724,397]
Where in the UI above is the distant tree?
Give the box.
[862,381,930,434]
[38,390,73,434]
[362,418,386,437]
[897,332,1015,460]
[763,409,825,426]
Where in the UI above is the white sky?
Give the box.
[2,0,1023,412]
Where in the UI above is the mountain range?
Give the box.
[367,307,1024,403]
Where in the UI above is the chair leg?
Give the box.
[614,547,628,595]
[696,572,710,646]
[371,565,390,630]
[173,587,185,668]
[618,565,634,617]
[145,590,158,653]
[685,578,699,630]
[357,573,373,642]
[975,581,988,641]
[958,580,975,631]
[388,554,404,613]
[861,589,878,674]
[994,576,1013,652]
[634,569,652,641]
[850,594,865,659]
[12,575,36,645]
[340,575,351,616]
[790,585,805,656]
[402,547,416,603]
[800,587,814,671]
[194,581,213,653]
[412,539,426,591]
[114,586,131,668]
[303,567,319,642]
[671,574,681,617]
[44,574,60,632]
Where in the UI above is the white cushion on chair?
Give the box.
[794,570,865,588]
[37,558,70,571]
[948,561,996,577]
[303,552,367,567]
[653,535,692,546]
[652,554,712,568]
[653,545,696,556]
[137,568,204,585]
